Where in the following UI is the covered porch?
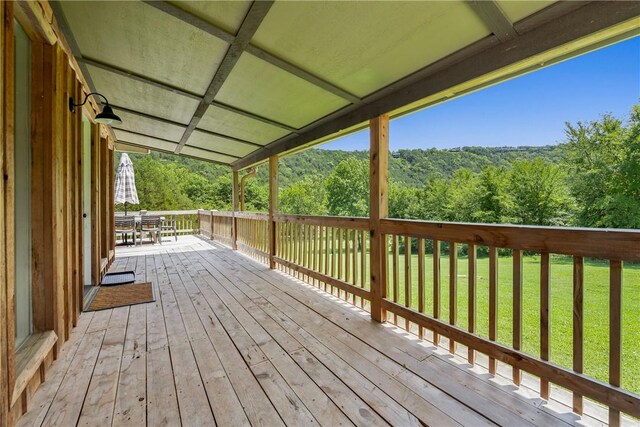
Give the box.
[1,0,639,426]
[18,236,607,427]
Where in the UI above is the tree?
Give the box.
[325,158,369,217]
[509,159,571,226]
[562,105,640,228]
[280,177,327,215]
[420,177,451,221]
[388,182,421,219]
[472,166,513,224]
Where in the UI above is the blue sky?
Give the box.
[321,36,640,151]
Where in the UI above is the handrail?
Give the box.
[380,218,640,262]
[234,211,269,220]
[118,209,200,216]
[274,213,369,230]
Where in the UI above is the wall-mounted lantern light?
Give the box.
[68,92,122,125]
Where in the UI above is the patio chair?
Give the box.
[161,215,178,241]
[115,216,136,245]
[140,215,162,245]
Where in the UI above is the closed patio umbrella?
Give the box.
[114,153,139,215]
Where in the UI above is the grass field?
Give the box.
[376,252,640,394]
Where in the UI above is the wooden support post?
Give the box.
[268,156,278,269]
[369,114,389,323]
[232,170,238,250]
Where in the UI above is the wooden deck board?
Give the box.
[19,235,585,426]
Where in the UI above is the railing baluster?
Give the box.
[338,228,343,288]
[433,239,440,346]
[392,234,400,325]
[540,252,550,399]
[418,238,425,340]
[330,227,336,292]
[324,226,330,292]
[573,255,584,414]
[405,236,412,331]
[345,229,351,302]
[352,229,357,305]
[468,244,476,364]
[311,225,317,286]
[513,249,523,385]
[449,241,457,353]
[360,230,366,309]
[489,246,498,375]
[609,260,622,427]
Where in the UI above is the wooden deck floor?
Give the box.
[19,236,592,426]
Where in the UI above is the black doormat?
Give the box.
[101,271,136,286]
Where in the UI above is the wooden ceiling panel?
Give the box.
[250,1,492,98]
[88,65,199,125]
[166,0,253,35]
[180,146,238,164]
[60,1,228,95]
[214,53,349,129]
[187,130,258,158]
[114,129,179,152]
[110,109,186,142]
[197,105,290,145]
[497,1,556,24]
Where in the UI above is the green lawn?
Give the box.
[383,252,639,394]
[297,244,640,394]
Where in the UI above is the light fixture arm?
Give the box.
[68,92,111,113]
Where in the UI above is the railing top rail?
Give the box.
[235,211,268,220]
[117,210,200,216]
[274,213,369,230]
[381,218,640,262]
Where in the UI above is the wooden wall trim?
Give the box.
[90,124,100,286]
[3,5,16,413]
[1,3,10,425]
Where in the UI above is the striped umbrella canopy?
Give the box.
[114,153,139,214]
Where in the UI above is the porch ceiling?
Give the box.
[54,1,639,167]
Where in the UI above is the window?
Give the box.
[14,19,32,349]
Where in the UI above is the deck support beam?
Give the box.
[268,156,278,269]
[232,170,239,250]
[369,115,389,323]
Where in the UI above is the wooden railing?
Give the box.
[115,210,200,238]
[199,211,640,423]
[235,211,269,262]
[380,219,640,423]
[274,214,371,309]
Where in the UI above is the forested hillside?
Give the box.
[118,105,639,229]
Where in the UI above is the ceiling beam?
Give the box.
[143,0,235,43]
[77,57,202,100]
[244,45,362,104]
[233,1,640,170]
[110,104,189,128]
[467,1,516,42]
[191,128,265,148]
[110,104,265,148]
[80,57,296,134]
[145,0,361,105]
[115,139,231,165]
[112,127,240,159]
[210,101,297,133]
[175,1,275,154]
